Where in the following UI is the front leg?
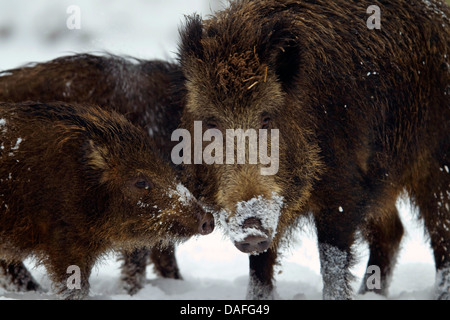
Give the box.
[318,242,355,300]
[150,244,182,280]
[120,248,150,295]
[247,247,278,300]
[314,209,358,300]
[0,259,43,292]
[359,203,404,296]
[46,253,95,300]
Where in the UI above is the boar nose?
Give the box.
[198,212,214,235]
[234,217,271,253]
[235,235,270,253]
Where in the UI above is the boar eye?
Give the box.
[135,179,152,190]
[206,121,218,129]
[261,116,271,129]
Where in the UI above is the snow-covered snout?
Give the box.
[214,163,284,254]
[164,183,215,236]
[131,180,215,241]
[221,193,283,254]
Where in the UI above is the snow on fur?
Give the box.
[167,183,196,207]
[219,192,284,243]
[435,264,450,299]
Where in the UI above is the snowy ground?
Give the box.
[0,198,437,300]
[0,1,438,300]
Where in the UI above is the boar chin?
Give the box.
[219,192,284,254]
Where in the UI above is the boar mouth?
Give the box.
[162,182,215,236]
[233,218,272,254]
[219,193,284,255]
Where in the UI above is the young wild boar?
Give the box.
[0,102,214,299]
[0,54,185,294]
[177,0,450,299]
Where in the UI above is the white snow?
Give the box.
[0,197,439,300]
[0,119,6,133]
[0,0,217,70]
[318,243,351,300]
[0,0,443,300]
[219,193,284,244]
[421,0,449,21]
[175,183,195,206]
[136,200,150,209]
[435,265,450,299]
[10,137,22,150]
[166,183,196,208]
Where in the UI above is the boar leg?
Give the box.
[412,161,450,300]
[46,254,94,300]
[149,245,182,280]
[359,204,404,296]
[315,208,358,300]
[120,248,150,295]
[0,259,42,292]
[120,245,182,296]
[247,248,278,299]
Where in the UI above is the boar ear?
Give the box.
[260,19,302,92]
[82,139,109,172]
[178,14,204,61]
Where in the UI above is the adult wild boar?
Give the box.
[177,0,450,299]
[0,54,185,294]
[0,102,213,299]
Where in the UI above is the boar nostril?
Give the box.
[198,213,214,235]
[258,240,269,250]
[235,235,271,253]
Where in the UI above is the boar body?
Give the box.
[0,54,185,294]
[178,0,450,299]
[0,102,213,299]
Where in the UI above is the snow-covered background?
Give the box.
[0,0,438,300]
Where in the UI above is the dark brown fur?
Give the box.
[0,54,186,294]
[178,0,450,299]
[0,102,213,299]
[0,54,182,159]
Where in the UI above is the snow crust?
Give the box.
[319,243,352,300]
[435,264,450,299]
[167,183,196,208]
[219,193,284,243]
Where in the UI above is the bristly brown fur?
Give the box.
[178,0,450,299]
[0,102,212,299]
[0,53,188,294]
[0,53,183,160]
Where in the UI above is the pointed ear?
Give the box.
[82,140,109,172]
[178,14,204,62]
[259,19,302,92]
